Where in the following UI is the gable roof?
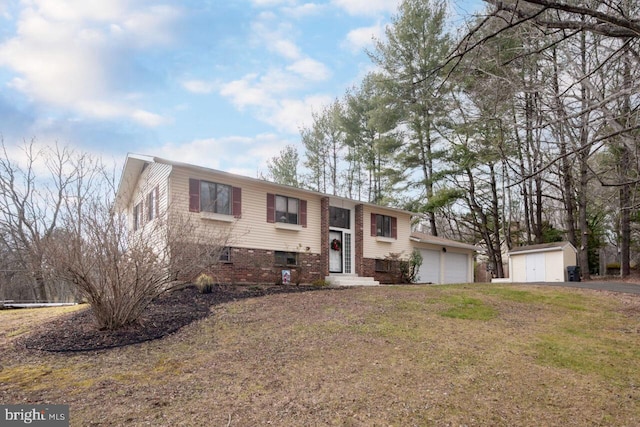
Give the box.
[410,231,478,251]
[115,153,415,216]
[509,241,576,255]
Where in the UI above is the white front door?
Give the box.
[329,230,343,273]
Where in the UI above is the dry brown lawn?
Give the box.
[1,284,639,426]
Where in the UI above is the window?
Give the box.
[330,207,350,229]
[133,202,143,231]
[189,179,241,217]
[147,187,159,221]
[276,195,298,224]
[375,259,391,272]
[275,251,298,266]
[376,214,393,237]
[267,194,306,226]
[201,181,231,214]
[219,247,231,263]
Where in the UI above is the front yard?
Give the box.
[1,284,639,426]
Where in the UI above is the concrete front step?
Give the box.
[325,275,380,287]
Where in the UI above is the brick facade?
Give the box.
[205,247,323,285]
[320,197,330,278]
[355,204,364,276]
[361,258,403,284]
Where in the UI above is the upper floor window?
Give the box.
[276,195,298,224]
[201,181,231,214]
[266,193,307,227]
[330,206,350,229]
[189,178,241,217]
[371,213,397,238]
[147,186,159,221]
[133,202,143,231]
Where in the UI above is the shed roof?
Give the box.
[509,241,576,255]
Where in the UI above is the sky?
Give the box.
[0,0,484,177]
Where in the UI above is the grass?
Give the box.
[1,284,639,426]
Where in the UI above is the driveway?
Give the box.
[521,281,640,295]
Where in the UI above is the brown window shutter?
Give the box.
[189,179,200,212]
[371,213,377,236]
[391,216,398,239]
[300,199,307,227]
[266,193,275,223]
[232,187,242,218]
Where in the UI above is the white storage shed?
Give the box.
[508,241,578,282]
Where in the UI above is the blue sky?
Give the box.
[0,0,483,176]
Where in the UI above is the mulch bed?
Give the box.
[19,285,324,353]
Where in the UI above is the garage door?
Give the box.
[417,249,441,284]
[444,252,470,284]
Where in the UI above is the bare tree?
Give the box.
[47,167,235,330]
[0,139,79,301]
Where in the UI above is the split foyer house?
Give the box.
[115,154,476,285]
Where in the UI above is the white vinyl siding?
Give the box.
[362,205,413,259]
[169,166,322,254]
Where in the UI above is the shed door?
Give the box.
[444,252,469,284]
[525,253,546,282]
[417,249,441,284]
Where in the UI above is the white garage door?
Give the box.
[417,249,441,284]
[444,252,470,284]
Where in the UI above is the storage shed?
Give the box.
[508,241,578,282]
[411,232,477,284]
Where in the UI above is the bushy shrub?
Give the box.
[311,279,329,287]
[194,273,214,294]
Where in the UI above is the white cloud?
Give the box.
[0,0,181,127]
[267,94,333,133]
[287,58,331,81]
[182,79,217,94]
[157,133,294,174]
[343,22,386,53]
[220,73,277,110]
[332,0,400,16]
[282,3,325,18]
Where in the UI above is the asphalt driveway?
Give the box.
[521,281,640,295]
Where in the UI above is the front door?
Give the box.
[329,230,343,273]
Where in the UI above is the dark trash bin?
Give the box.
[567,265,581,282]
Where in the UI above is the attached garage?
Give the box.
[508,241,578,283]
[411,233,477,284]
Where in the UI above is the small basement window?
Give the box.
[375,259,391,272]
[275,251,298,266]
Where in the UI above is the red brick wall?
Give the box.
[361,258,403,284]
[355,204,364,276]
[320,197,330,278]
[205,247,323,285]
